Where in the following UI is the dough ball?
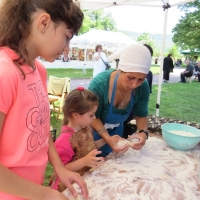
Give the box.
[116,140,129,147]
[129,138,139,143]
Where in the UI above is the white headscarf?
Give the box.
[108,43,152,74]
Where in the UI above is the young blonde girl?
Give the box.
[51,87,115,192]
[0,0,88,199]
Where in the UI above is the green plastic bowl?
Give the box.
[161,123,200,151]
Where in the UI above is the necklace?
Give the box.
[118,89,129,106]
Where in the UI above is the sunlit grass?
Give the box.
[149,81,200,122]
[46,65,162,79]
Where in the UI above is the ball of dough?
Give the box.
[116,140,129,147]
[128,138,139,143]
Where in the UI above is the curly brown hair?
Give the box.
[62,88,98,126]
[0,0,84,78]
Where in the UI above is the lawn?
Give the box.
[149,81,200,122]
[46,65,162,79]
[44,77,200,186]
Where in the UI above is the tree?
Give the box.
[79,10,117,34]
[136,32,160,57]
[167,44,181,61]
[172,0,200,52]
[79,14,92,34]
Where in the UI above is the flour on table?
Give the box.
[170,130,197,137]
[63,137,200,200]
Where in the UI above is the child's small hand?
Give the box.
[84,149,104,168]
[56,167,88,199]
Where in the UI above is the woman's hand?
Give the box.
[107,135,129,154]
[128,132,147,150]
[83,149,104,168]
[56,167,88,199]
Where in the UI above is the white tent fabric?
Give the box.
[70,30,136,69]
[74,0,193,116]
[70,29,136,45]
[74,0,193,10]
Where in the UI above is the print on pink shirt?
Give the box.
[26,80,49,152]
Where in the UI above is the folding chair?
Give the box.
[48,76,71,119]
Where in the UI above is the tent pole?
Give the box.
[156,0,170,117]
[82,43,87,75]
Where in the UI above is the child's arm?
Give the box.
[48,136,88,198]
[94,138,106,149]
[94,135,123,149]
[64,149,104,171]
[0,163,71,200]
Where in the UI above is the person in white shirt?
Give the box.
[93,44,108,78]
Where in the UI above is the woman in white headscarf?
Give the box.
[88,43,153,157]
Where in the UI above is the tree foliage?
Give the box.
[79,10,117,34]
[172,0,200,52]
[136,32,160,57]
[167,44,181,60]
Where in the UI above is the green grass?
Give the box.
[150,65,161,74]
[46,68,93,79]
[149,81,200,122]
[46,65,161,79]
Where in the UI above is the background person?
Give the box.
[93,44,108,78]
[61,50,70,62]
[180,59,194,83]
[163,53,174,83]
[194,61,200,82]
[0,0,88,199]
[88,43,153,157]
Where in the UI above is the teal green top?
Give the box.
[88,70,150,122]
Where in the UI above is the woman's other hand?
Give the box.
[128,132,147,150]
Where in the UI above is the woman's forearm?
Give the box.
[135,116,148,131]
[64,158,86,172]
[90,118,111,142]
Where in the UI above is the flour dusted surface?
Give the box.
[63,136,200,200]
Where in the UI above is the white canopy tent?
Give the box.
[70,29,136,71]
[74,0,193,116]
[70,29,136,45]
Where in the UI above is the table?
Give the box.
[63,135,200,200]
